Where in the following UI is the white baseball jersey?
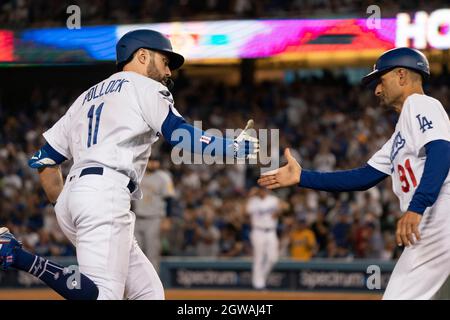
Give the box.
[43,71,181,199]
[368,93,450,212]
[246,194,280,229]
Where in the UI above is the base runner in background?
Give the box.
[133,158,175,273]
[246,187,283,290]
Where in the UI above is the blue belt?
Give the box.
[79,167,136,193]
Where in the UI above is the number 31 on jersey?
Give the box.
[398,158,417,193]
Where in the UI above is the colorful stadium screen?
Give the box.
[1,8,448,63]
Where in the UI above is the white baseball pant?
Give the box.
[134,216,162,273]
[383,193,450,300]
[54,166,164,300]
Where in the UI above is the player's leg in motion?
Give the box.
[251,229,267,289]
[0,227,99,300]
[124,238,164,300]
[134,219,146,256]
[143,217,162,273]
[383,198,450,299]
[65,171,136,300]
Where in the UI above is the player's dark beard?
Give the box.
[146,56,174,90]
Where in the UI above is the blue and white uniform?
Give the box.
[38,71,256,299]
[299,93,450,299]
[246,194,280,289]
[368,94,450,299]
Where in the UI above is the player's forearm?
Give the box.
[38,166,64,204]
[299,164,388,192]
[407,140,450,214]
[171,122,235,156]
[161,109,240,157]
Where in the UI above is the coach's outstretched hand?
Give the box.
[258,148,302,189]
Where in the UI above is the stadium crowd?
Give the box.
[0,0,447,28]
[1,70,448,261]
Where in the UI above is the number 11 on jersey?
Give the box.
[87,102,104,148]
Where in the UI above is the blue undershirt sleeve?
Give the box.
[407,140,450,214]
[299,163,388,192]
[161,108,235,157]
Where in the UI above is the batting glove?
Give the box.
[233,119,259,160]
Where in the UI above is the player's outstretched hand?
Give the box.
[234,119,259,160]
[257,148,302,189]
[396,211,422,247]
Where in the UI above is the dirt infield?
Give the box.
[0,289,381,300]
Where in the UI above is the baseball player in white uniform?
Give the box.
[258,47,450,299]
[0,29,258,300]
[246,187,281,289]
[133,158,175,273]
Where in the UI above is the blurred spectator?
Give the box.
[310,211,330,257]
[289,217,317,260]
[160,216,184,256]
[219,223,244,257]
[313,139,336,171]
[181,209,198,256]
[195,210,221,257]
[354,222,383,258]
[1,0,447,28]
[331,211,352,256]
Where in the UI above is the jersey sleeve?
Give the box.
[367,137,393,175]
[42,106,74,160]
[405,96,450,155]
[136,81,183,134]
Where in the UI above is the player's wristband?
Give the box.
[161,108,235,157]
[28,142,67,169]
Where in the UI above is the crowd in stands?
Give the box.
[2,68,448,261]
[1,0,447,28]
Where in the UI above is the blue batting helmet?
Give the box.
[116,29,185,71]
[362,47,430,88]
